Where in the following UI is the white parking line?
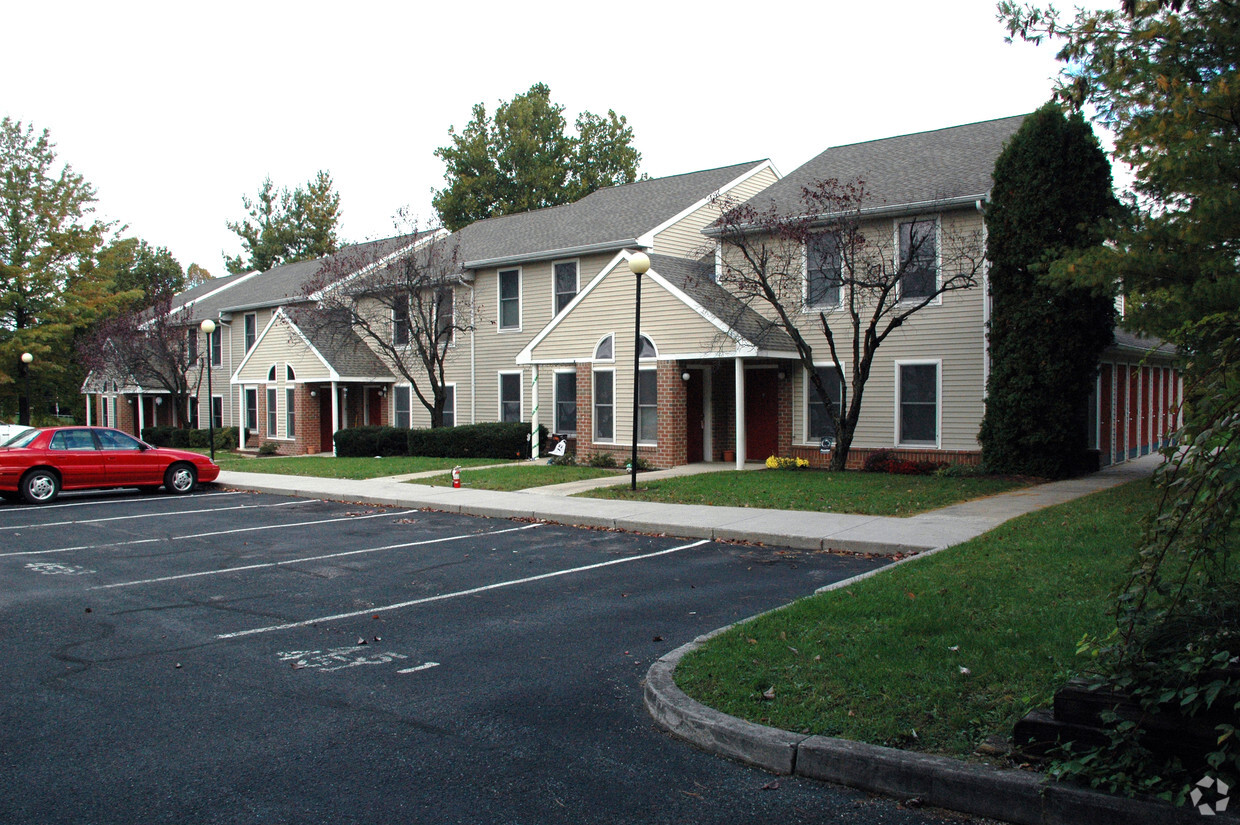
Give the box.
[396,662,440,674]
[0,508,421,559]
[217,538,711,640]
[0,490,244,514]
[0,499,314,532]
[92,522,544,591]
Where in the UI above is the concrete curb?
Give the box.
[644,638,1234,825]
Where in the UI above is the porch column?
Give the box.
[330,380,340,457]
[238,385,246,448]
[734,357,746,469]
[85,395,93,426]
[137,394,145,435]
[530,365,540,460]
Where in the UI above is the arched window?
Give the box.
[286,364,296,381]
[639,335,657,358]
[267,364,277,382]
[594,334,614,361]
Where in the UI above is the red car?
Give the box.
[0,426,221,504]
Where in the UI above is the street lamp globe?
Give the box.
[21,352,32,365]
[628,252,650,276]
[200,319,216,336]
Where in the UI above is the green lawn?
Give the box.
[207,453,502,479]
[579,469,1029,516]
[674,479,1155,758]
[420,464,624,491]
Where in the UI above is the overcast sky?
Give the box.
[4,1,1096,278]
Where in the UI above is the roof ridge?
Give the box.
[822,114,1029,153]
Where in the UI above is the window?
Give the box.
[638,334,657,358]
[554,371,577,434]
[96,429,142,451]
[435,288,454,342]
[286,364,296,381]
[244,313,257,352]
[285,388,295,439]
[394,386,411,429]
[498,269,521,330]
[442,385,455,427]
[393,301,410,346]
[637,369,657,443]
[554,260,578,314]
[101,397,109,427]
[245,388,258,432]
[499,373,521,423]
[51,430,97,451]
[267,387,277,437]
[211,396,223,430]
[898,362,938,445]
[594,334,614,361]
[898,219,937,300]
[188,399,199,429]
[267,364,277,382]
[594,370,614,442]
[806,366,843,441]
[209,328,222,367]
[187,328,198,362]
[806,233,842,308]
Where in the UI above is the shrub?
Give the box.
[765,456,809,470]
[589,452,617,468]
[257,442,279,456]
[141,426,175,447]
[406,422,547,459]
[861,450,893,473]
[169,428,191,448]
[215,427,239,450]
[548,453,577,466]
[934,462,983,478]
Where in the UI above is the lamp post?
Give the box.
[19,352,33,426]
[200,319,216,461]
[628,252,650,491]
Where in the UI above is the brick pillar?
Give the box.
[115,395,138,436]
[575,364,595,464]
[656,361,688,468]
[297,385,319,454]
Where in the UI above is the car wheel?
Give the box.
[165,463,197,494]
[21,469,60,505]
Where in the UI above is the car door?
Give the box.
[46,429,106,488]
[95,428,162,486]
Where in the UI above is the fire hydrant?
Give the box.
[452,466,461,488]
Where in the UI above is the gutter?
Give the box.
[702,193,991,237]
[464,238,642,270]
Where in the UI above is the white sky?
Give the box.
[3,0,1090,278]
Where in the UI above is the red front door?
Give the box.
[685,371,704,463]
[744,368,779,461]
[368,388,383,426]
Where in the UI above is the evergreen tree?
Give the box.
[978,103,1117,478]
[224,171,341,274]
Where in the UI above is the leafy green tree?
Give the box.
[978,104,1117,478]
[432,83,641,231]
[0,117,115,422]
[97,237,186,310]
[184,263,212,288]
[224,170,341,274]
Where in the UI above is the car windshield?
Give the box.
[3,429,39,448]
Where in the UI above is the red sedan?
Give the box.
[0,426,221,504]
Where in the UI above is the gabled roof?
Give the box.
[1111,328,1177,358]
[750,115,1028,218]
[454,161,773,268]
[231,307,394,382]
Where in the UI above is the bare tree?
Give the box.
[79,295,205,428]
[710,179,984,470]
[301,227,475,428]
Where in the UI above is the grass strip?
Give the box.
[420,464,623,491]
[580,469,1028,516]
[674,479,1155,758]
[208,454,500,479]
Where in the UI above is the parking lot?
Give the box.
[0,486,966,825]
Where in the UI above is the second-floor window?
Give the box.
[244,313,257,352]
[187,328,198,362]
[898,219,937,301]
[499,269,521,330]
[393,301,410,346]
[209,328,221,367]
[806,233,842,309]
[554,260,578,314]
[435,288,454,343]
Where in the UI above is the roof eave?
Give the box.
[702,193,990,238]
[464,238,641,270]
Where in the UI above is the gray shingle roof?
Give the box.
[1112,328,1176,357]
[648,254,798,354]
[284,308,394,379]
[454,161,769,266]
[751,115,1028,217]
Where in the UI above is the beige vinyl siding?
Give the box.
[785,208,987,451]
[653,167,779,258]
[236,316,332,383]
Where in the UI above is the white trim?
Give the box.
[497,266,523,333]
[636,363,658,446]
[802,362,846,445]
[593,332,616,363]
[266,386,278,438]
[243,312,258,354]
[551,258,580,316]
[894,215,943,306]
[592,367,615,444]
[552,368,578,435]
[232,308,337,383]
[498,370,523,423]
[442,382,457,427]
[166,269,263,318]
[894,359,942,448]
[803,231,843,312]
[637,160,780,247]
[285,386,296,441]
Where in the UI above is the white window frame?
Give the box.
[552,258,579,315]
[804,232,843,311]
[285,387,295,440]
[553,369,577,435]
[498,268,522,332]
[498,371,523,423]
[637,366,658,445]
[593,333,615,363]
[245,387,258,432]
[442,383,456,427]
[894,216,942,305]
[894,359,941,448]
[392,299,411,347]
[209,327,222,367]
[593,367,615,444]
[393,385,412,429]
[210,395,223,430]
[803,363,845,444]
[244,312,258,353]
[266,386,278,438]
[435,286,456,348]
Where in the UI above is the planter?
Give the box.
[722,450,736,462]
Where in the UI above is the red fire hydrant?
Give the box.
[452,466,461,488]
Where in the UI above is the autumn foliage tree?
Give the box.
[711,181,985,470]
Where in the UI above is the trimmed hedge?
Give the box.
[333,426,409,458]
[142,426,238,451]
[333,422,549,459]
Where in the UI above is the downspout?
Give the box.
[470,283,477,425]
[977,198,991,391]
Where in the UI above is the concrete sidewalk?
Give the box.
[215,453,1161,556]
